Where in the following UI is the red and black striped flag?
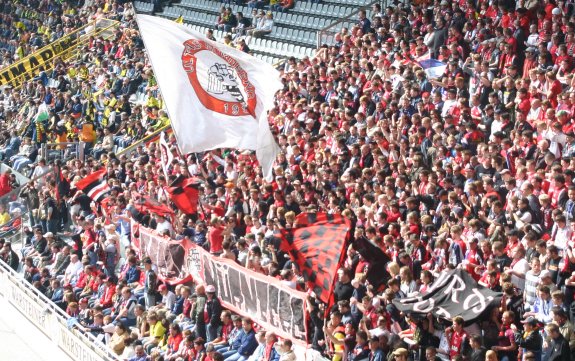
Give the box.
[166,176,200,215]
[276,213,350,305]
[75,168,110,202]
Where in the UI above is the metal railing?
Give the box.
[0,258,120,361]
[40,142,86,164]
[0,166,54,248]
[316,0,379,48]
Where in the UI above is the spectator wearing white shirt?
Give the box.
[551,215,571,251]
[504,246,530,292]
[525,24,539,48]
[155,213,174,237]
[59,254,83,285]
[158,284,176,311]
[247,12,273,39]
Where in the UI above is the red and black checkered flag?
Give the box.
[276,213,350,304]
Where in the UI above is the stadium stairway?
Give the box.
[134,0,375,65]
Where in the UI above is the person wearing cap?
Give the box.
[205,284,223,343]
[156,283,176,311]
[213,313,242,353]
[77,297,92,326]
[516,316,543,361]
[392,347,408,360]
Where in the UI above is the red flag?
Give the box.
[276,213,350,306]
[75,168,110,202]
[135,195,175,217]
[166,177,200,214]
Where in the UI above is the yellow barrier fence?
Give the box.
[116,124,172,157]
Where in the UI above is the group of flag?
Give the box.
[68,14,395,319]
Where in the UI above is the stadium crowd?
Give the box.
[5,0,575,360]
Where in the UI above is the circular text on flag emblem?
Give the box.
[181,39,257,117]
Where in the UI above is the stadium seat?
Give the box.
[309,4,320,16]
[287,44,295,57]
[327,6,337,17]
[293,45,301,57]
[305,47,315,57]
[299,2,311,12]
[299,30,306,44]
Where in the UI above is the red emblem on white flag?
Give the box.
[181,39,257,117]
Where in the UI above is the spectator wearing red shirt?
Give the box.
[0,170,11,197]
[492,311,518,361]
[446,316,469,359]
[208,217,225,255]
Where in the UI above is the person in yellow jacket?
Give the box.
[150,110,170,133]
[323,311,346,361]
[145,90,160,109]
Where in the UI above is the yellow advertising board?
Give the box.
[0,18,119,89]
[0,34,79,88]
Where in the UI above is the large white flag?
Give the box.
[136,14,282,180]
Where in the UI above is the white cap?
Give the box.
[206,285,216,293]
[552,7,561,15]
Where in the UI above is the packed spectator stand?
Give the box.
[4,0,575,360]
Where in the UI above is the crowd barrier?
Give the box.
[0,259,120,361]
